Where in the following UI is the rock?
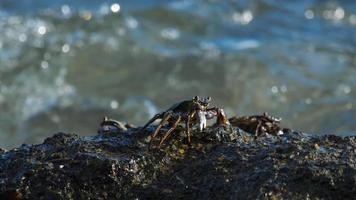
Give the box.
[0,124,355,200]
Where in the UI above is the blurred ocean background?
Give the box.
[0,0,355,149]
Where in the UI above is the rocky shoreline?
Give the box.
[0,118,355,199]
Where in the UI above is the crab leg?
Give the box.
[149,112,173,148]
[141,112,164,131]
[185,110,196,145]
[158,116,181,147]
[255,121,262,137]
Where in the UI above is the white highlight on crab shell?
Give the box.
[197,110,207,131]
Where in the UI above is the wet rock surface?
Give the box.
[0,122,355,200]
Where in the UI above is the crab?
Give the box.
[229,112,283,137]
[140,96,229,148]
[98,116,135,134]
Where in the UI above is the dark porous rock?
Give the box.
[0,125,355,200]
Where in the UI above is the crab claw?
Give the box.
[205,108,230,126]
[216,108,230,126]
[197,110,207,131]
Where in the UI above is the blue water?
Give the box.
[0,0,355,148]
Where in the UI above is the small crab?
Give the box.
[98,116,134,134]
[229,112,283,137]
[140,96,229,148]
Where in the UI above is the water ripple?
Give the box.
[0,0,355,148]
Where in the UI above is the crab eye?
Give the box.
[193,96,199,102]
[206,97,212,102]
